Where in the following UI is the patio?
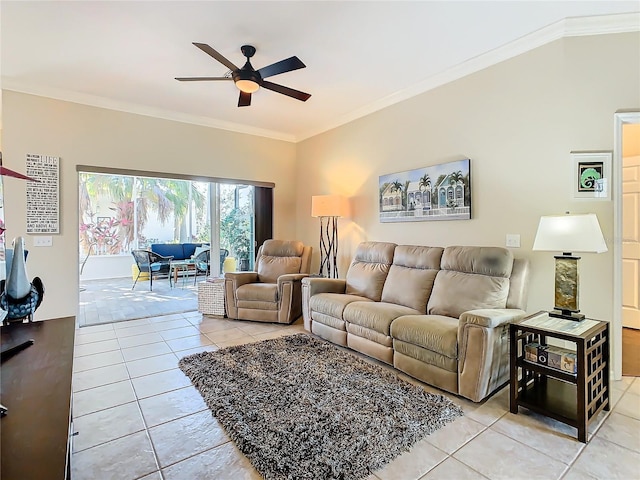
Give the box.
[78,276,200,328]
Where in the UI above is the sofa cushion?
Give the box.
[391,314,459,358]
[393,340,458,373]
[310,293,371,319]
[440,246,513,278]
[236,283,279,302]
[381,245,443,312]
[311,311,348,331]
[427,246,512,318]
[344,301,420,336]
[257,240,304,284]
[345,242,396,301]
[346,323,393,347]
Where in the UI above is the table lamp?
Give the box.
[311,195,347,278]
[532,212,607,321]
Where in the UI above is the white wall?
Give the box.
[1,92,297,320]
[295,32,640,324]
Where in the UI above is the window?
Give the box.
[79,171,267,275]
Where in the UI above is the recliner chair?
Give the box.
[224,240,312,324]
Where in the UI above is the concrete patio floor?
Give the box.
[78,276,199,328]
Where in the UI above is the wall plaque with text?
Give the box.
[26,154,60,234]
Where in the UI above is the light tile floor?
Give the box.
[72,312,640,480]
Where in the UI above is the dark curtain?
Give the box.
[254,186,273,257]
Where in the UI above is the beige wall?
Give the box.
[295,32,640,321]
[1,32,638,323]
[1,92,297,320]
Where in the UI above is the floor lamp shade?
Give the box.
[532,213,607,321]
[311,195,347,278]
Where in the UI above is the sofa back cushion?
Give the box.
[381,245,443,312]
[257,239,304,284]
[427,246,513,318]
[345,242,396,301]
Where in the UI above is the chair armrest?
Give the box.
[277,273,309,287]
[149,252,174,264]
[225,271,259,287]
[457,308,527,402]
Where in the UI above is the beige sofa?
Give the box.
[302,241,530,402]
[225,240,312,324]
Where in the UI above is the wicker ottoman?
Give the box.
[197,279,225,316]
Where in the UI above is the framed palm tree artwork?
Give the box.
[379,158,471,223]
[570,151,611,201]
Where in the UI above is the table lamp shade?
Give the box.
[532,213,607,254]
[311,195,347,218]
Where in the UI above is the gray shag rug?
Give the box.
[179,333,463,480]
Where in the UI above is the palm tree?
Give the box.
[390,180,403,193]
[449,170,463,185]
[419,173,431,191]
[78,173,206,254]
[418,173,431,207]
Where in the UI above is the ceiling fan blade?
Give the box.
[261,80,311,102]
[193,42,239,71]
[257,56,306,79]
[238,91,252,107]
[175,77,232,82]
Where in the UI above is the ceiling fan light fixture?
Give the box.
[235,79,260,93]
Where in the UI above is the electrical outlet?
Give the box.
[32,236,53,247]
[506,234,521,248]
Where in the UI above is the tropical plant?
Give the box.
[78,173,207,256]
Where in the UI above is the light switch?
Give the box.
[33,236,53,247]
[506,234,521,248]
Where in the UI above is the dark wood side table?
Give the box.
[1,316,76,479]
[509,311,609,443]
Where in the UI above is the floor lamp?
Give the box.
[532,213,607,321]
[311,195,346,278]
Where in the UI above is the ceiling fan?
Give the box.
[176,43,311,107]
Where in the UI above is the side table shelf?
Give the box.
[509,311,610,443]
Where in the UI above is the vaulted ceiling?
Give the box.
[1,1,638,142]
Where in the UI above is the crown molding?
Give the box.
[2,13,638,144]
[1,81,297,143]
[296,12,640,142]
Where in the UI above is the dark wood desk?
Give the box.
[1,317,76,479]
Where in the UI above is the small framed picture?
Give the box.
[570,151,612,201]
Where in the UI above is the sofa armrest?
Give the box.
[301,277,347,295]
[457,308,527,402]
[459,308,527,329]
[301,277,347,331]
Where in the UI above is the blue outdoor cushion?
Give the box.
[151,243,186,260]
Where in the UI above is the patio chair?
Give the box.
[131,250,173,291]
[193,248,211,284]
[193,248,229,284]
